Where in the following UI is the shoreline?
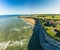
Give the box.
[21,18,35,26]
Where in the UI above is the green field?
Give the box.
[38,15,60,41]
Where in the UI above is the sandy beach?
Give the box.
[21,18,35,26]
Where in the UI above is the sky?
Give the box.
[0,0,60,15]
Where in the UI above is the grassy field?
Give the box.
[38,15,60,41]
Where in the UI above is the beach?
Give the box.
[21,18,35,26]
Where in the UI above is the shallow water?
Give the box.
[0,16,33,50]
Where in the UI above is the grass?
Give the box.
[39,15,60,41]
[47,29,60,41]
[55,28,60,32]
[39,16,60,20]
[47,30,56,37]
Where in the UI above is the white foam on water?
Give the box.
[9,39,27,47]
[0,40,10,50]
[23,26,31,29]
[12,28,20,32]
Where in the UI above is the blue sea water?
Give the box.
[0,16,32,30]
